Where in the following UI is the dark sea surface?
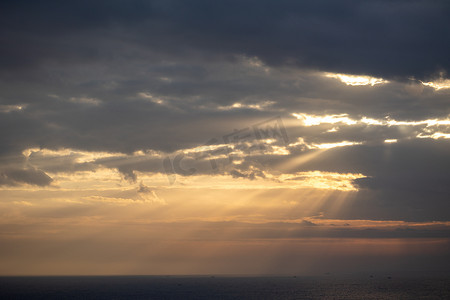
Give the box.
[0,275,449,299]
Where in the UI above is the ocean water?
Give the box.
[0,275,449,299]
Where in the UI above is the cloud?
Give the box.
[0,167,53,186]
[0,1,447,223]
[1,0,449,80]
[137,182,166,204]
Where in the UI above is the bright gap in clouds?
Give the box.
[384,139,398,143]
[323,72,390,86]
[292,113,357,126]
[292,113,450,128]
[310,141,363,149]
[420,78,450,90]
[292,113,450,140]
[217,101,275,111]
[324,71,450,91]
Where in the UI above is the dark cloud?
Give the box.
[286,139,450,222]
[0,167,53,186]
[27,151,96,173]
[1,73,447,158]
[137,182,152,194]
[1,0,449,80]
[228,168,265,180]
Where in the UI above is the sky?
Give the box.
[0,0,449,276]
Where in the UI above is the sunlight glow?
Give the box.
[292,113,450,127]
[156,171,364,191]
[417,132,450,139]
[292,113,357,126]
[310,141,363,149]
[288,138,363,150]
[384,139,397,143]
[217,101,274,111]
[278,171,365,191]
[15,146,366,193]
[420,78,450,90]
[324,72,389,86]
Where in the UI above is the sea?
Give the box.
[0,275,449,299]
